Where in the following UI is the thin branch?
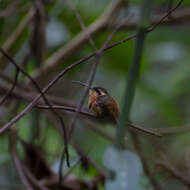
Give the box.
[148,0,184,32]
[37,104,95,117]
[156,153,190,188]
[127,122,161,137]
[0,68,19,106]
[0,53,30,91]
[37,105,161,137]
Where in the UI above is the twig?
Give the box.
[36,103,161,139]
[0,53,30,91]
[157,153,190,188]
[148,0,184,32]
[0,68,19,106]
[37,104,95,117]
[167,0,174,19]
[127,122,161,137]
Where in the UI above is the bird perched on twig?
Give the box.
[88,86,119,124]
[72,81,119,124]
[72,80,161,137]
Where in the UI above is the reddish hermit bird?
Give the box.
[72,81,119,124]
[72,81,162,136]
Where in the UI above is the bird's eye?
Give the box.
[94,89,101,95]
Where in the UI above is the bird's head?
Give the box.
[89,86,108,97]
[72,80,108,96]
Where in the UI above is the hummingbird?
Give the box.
[72,81,119,124]
[72,80,162,137]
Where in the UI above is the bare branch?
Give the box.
[0,68,19,106]
[157,153,190,188]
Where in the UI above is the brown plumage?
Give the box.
[88,87,119,124]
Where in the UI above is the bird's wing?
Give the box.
[97,95,119,124]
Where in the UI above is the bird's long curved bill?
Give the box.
[72,80,93,90]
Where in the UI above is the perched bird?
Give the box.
[72,81,119,124]
[72,80,161,136]
[88,86,119,124]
